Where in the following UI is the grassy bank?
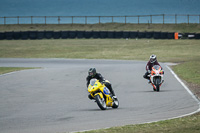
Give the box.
[0,67,36,75]
[0,38,199,133]
[80,112,200,133]
[0,39,199,63]
[0,23,200,33]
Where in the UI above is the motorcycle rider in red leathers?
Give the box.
[143,54,164,83]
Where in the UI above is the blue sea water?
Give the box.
[0,0,200,24]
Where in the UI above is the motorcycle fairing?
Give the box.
[103,87,110,95]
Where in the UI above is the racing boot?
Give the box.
[88,94,94,100]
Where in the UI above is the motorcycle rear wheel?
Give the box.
[95,95,107,110]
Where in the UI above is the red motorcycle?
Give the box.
[148,65,164,92]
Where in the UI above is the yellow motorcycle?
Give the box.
[88,79,119,110]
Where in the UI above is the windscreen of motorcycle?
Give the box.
[153,65,160,70]
[90,79,97,86]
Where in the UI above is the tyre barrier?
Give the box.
[84,31,92,39]
[0,32,5,40]
[92,31,100,38]
[195,33,200,39]
[29,31,37,40]
[13,32,21,40]
[37,31,45,39]
[68,31,77,38]
[45,31,53,39]
[145,32,153,39]
[61,31,68,39]
[21,31,29,40]
[153,32,161,39]
[160,32,168,39]
[77,31,84,39]
[0,31,199,40]
[167,32,174,39]
[185,33,196,39]
[99,31,107,38]
[5,32,13,40]
[115,31,123,38]
[107,31,115,38]
[53,31,61,39]
[122,31,130,38]
[129,31,138,38]
[138,32,146,38]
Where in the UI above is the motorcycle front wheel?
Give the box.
[112,98,119,108]
[95,95,107,110]
[155,78,160,92]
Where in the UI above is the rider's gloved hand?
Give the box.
[162,70,164,74]
[147,70,151,74]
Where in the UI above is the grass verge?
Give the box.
[79,112,200,133]
[0,39,199,63]
[0,67,37,75]
[0,23,200,33]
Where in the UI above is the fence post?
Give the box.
[175,14,177,24]
[17,16,19,24]
[31,16,33,24]
[112,16,113,23]
[4,17,6,25]
[138,16,139,24]
[150,15,152,24]
[163,14,165,24]
[58,16,60,24]
[85,16,87,24]
[188,14,189,25]
[99,16,100,24]
[199,15,200,24]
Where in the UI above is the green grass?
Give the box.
[173,61,200,85]
[79,112,200,133]
[1,23,200,33]
[0,67,36,75]
[0,39,199,63]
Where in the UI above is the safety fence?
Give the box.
[0,31,199,40]
[0,14,200,24]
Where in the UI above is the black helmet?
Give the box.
[150,54,157,63]
[88,68,96,77]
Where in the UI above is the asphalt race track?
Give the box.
[0,58,199,133]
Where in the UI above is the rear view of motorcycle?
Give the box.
[148,65,164,92]
[88,79,119,110]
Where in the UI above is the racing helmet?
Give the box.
[88,68,96,77]
[150,54,157,63]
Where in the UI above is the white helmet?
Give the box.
[150,54,157,63]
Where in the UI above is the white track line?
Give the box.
[166,65,200,116]
[73,65,200,133]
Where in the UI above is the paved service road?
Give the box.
[0,58,199,133]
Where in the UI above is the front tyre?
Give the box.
[95,95,107,110]
[155,78,160,92]
[112,98,119,108]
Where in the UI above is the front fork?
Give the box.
[150,76,163,89]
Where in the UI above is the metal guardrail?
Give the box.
[0,14,200,25]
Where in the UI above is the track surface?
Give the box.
[0,58,199,133]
